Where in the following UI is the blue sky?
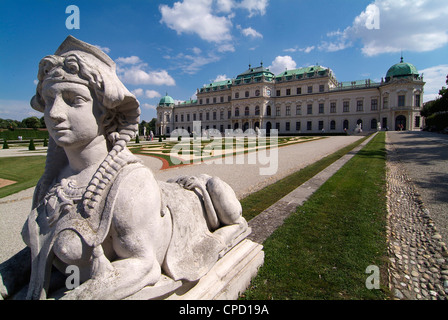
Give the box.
[1,0,447,122]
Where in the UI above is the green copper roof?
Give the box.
[235,64,274,84]
[159,94,174,106]
[275,66,328,80]
[386,58,419,80]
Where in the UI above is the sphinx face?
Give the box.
[42,81,103,149]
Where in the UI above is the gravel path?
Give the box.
[386,132,448,300]
[387,131,448,245]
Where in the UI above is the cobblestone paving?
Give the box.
[386,136,448,300]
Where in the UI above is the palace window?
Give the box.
[286,88,291,96]
[220,96,224,103]
[213,112,217,120]
[193,113,197,121]
[276,90,281,97]
[296,121,301,131]
[199,113,203,121]
[297,87,302,95]
[307,121,312,131]
[213,97,216,103]
[415,116,421,127]
[286,106,291,116]
[398,95,405,107]
[206,98,209,104]
[266,105,272,116]
[343,101,350,112]
[307,86,313,94]
[307,104,313,115]
[228,110,231,119]
[235,107,240,117]
[319,103,324,114]
[187,114,190,121]
[276,106,281,116]
[371,99,378,111]
[255,106,260,116]
[245,91,250,98]
[206,112,210,120]
[356,100,363,112]
[235,92,239,99]
[286,122,290,131]
[296,105,302,115]
[318,121,324,131]
[245,106,250,116]
[415,94,421,107]
[330,102,336,113]
[330,120,336,130]
[383,96,388,109]
[319,84,325,93]
[181,114,184,122]
[220,110,224,120]
[175,115,178,122]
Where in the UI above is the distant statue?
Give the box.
[0,36,249,300]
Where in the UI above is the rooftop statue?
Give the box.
[0,36,249,300]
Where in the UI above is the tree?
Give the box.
[22,116,42,129]
[421,74,448,131]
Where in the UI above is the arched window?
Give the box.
[245,91,249,98]
[245,106,250,116]
[266,105,271,116]
[330,120,336,130]
[343,119,349,130]
[255,106,260,116]
[235,107,240,117]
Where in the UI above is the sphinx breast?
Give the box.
[53,229,93,265]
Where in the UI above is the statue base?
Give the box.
[125,239,264,300]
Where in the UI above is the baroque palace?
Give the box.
[156,58,425,136]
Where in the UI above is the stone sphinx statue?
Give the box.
[0,36,250,300]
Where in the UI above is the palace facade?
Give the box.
[156,58,425,136]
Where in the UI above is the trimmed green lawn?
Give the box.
[0,156,46,198]
[241,135,370,221]
[242,132,390,300]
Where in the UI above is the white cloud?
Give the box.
[94,45,111,53]
[131,88,144,97]
[167,51,221,74]
[115,56,142,65]
[284,45,315,53]
[241,27,263,39]
[142,103,157,110]
[217,43,235,53]
[420,64,448,102]
[159,0,233,43]
[145,90,162,99]
[268,56,297,75]
[116,56,175,86]
[0,99,41,121]
[216,0,234,13]
[214,74,229,82]
[319,0,448,56]
[238,0,269,17]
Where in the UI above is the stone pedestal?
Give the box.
[125,239,264,300]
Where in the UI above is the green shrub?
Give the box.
[28,138,36,151]
[2,139,9,149]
